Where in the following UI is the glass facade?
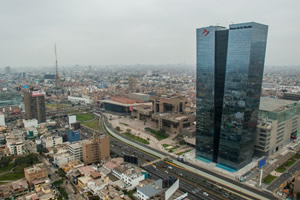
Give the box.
[196,22,268,170]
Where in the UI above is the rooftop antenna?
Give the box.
[55,44,60,90]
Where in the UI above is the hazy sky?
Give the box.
[1,0,299,66]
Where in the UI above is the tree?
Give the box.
[0,156,12,167]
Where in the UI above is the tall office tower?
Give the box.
[128,77,137,93]
[82,134,110,165]
[24,90,46,123]
[196,22,268,170]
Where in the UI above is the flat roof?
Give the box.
[101,100,150,107]
[259,97,296,112]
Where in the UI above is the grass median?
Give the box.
[124,132,149,144]
[263,174,277,184]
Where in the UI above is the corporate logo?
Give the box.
[202,28,209,36]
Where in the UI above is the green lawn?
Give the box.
[176,150,192,156]
[0,172,24,183]
[275,165,286,173]
[124,132,149,144]
[82,120,100,130]
[0,163,14,174]
[263,174,277,184]
[75,113,95,121]
[162,144,170,148]
[293,153,300,160]
[145,127,169,140]
[46,104,69,109]
[285,159,296,167]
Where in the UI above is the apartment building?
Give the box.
[24,90,46,123]
[69,141,83,161]
[82,134,110,165]
[6,136,25,155]
[24,163,48,186]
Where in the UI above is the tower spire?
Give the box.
[55,44,60,89]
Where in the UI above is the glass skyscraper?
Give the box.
[196,22,268,170]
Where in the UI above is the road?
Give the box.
[110,138,224,200]
[267,159,300,191]
[97,111,277,200]
[99,115,250,200]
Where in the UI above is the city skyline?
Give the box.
[0,0,300,66]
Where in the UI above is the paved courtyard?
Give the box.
[103,113,193,156]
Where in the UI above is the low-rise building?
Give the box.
[61,160,84,173]
[24,163,48,187]
[137,179,163,200]
[150,95,186,114]
[131,105,152,121]
[112,164,145,190]
[152,113,195,134]
[54,152,75,167]
[78,176,92,189]
[68,95,93,105]
[255,98,300,156]
[0,179,29,199]
[26,127,38,137]
[23,119,38,128]
[42,136,63,148]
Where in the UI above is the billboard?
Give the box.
[258,157,266,168]
[69,115,77,127]
[32,91,45,97]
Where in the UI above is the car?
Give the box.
[168,166,172,170]
[203,192,208,196]
[164,170,168,174]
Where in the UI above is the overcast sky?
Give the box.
[1,0,299,67]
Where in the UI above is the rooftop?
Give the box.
[137,179,163,197]
[259,97,297,112]
[24,163,46,174]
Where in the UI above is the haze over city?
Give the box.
[1,1,300,200]
[1,0,300,66]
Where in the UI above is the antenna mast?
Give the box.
[55,44,60,90]
[55,44,60,117]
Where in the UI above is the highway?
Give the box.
[96,111,277,200]
[109,136,225,200]
[267,159,300,191]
